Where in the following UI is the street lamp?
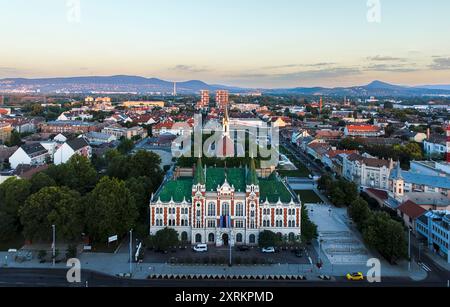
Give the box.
[129,229,133,276]
[408,227,412,272]
[52,225,56,267]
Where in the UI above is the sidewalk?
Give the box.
[0,250,427,281]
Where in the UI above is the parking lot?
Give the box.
[142,245,314,265]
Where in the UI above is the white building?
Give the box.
[9,143,50,169]
[343,153,394,190]
[54,138,92,165]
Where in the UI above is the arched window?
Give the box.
[236,233,243,243]
[249,234,256,244]
[222,203,230,216]
[195,234,202,243]
[181,232,188,242]
[208,233,215,243]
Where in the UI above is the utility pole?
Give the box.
[229,230,232,267]
[129,229,133,276]
[408,228,412,272]
[52,225,56,267]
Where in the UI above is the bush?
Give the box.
[38,250,47,261]
[66,244,77,259]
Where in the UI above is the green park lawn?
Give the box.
[294,190,323,204]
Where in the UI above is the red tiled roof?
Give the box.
[366,188,389,201]
[327,150,358,158]
[347,125,380,132]
[398,201,427,219]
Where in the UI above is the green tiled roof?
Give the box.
[247,159,259,185]
[206,168,246,192]
[259,178,293,203]
[158,178,192,202]
[156,167,294,204]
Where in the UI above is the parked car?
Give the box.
[346,272,364,281]
[262,247,275,253]
[236,245,250,252]
[193,244,208,253]
[319,275,331,281]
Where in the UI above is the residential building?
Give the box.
[0,123,12,143]
[84,132,117,145]
[215,90,229,110]
[122,101,165,108]
[343,153,393,190]
[344,125,384,137]
[41,121,100,134]
[197,90,210,109]
[416,211,450,263]
[397,200,428,232]
[54,138,92,165]
[150,159,302,246]
[9,143,50,169]
[390,164,450,199]
[102,125,147,140]
[423,135,446,157]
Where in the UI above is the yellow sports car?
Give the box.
[346,272,364,281]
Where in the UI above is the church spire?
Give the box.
[247,158,259,185]
[194,157,206,185]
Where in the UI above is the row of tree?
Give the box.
[318,174,407,263]
[339,138,424,169]
[0,150,163,244]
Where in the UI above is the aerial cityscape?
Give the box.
[0,0,450,298]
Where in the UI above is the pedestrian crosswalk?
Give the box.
[418,262,432,272]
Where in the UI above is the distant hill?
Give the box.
[0,75,249,94]
[1,75,450,97]
[415,84,450,91]
[266,80,450,97]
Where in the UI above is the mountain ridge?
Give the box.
[1,75,450,96]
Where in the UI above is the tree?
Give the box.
[348,197,370,230]
[363,212,407,264]
[318,174,333,191]
[19,187,83,241]
[0,177,31,239]
[128,150,163,184]
[0,212,18,241]
[30,172,56,194]
[258,230,281,247]
[46,155,98,194]
[117,138,134,154]
[5,130,23,147]
[64,155,98,194]
[152,228,180,252]
[125,177,153,224]
[301,206,318,243]
[85,177,138,242]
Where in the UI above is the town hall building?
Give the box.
[149,159,302,247]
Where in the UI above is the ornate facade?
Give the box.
[149,159,302,246]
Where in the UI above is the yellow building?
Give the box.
[122,101,165,108]
[0,123,13,143]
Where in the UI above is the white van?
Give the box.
[193,244,208,253]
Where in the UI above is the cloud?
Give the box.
[262,62,336,70]
[429,57,450,70]
[0,67,22,74]
[171,65,210,73]
[227,67,361,81]
[364,64,419,73]
[367,55,407,62]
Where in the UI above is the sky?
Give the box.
[0,0,450,88]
